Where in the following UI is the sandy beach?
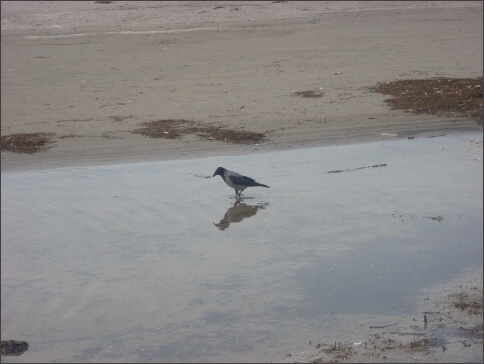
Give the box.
[1,3,483,363]
[1,1,482,172]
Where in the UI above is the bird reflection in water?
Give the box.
[214,199,269,231]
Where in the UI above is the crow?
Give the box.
[212,167,269,198]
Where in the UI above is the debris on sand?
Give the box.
[327,163,387,173]
[292,90,325,98]
[132,119,268,144]
[369,77,483,123]
[1,133,56,154]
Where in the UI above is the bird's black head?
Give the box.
[213,167,225,177]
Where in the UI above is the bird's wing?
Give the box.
[228,174,257,186]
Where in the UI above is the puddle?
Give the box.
[1,131,482,362]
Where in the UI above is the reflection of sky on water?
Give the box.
[1,130,482,362]
[298,216,482,318]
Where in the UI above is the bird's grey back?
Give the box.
[228,173,269,188]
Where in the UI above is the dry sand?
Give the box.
[1,1,483,172]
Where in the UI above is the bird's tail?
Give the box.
[256,183,270,188]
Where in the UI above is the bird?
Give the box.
[212,167,270,198]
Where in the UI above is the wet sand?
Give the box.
[1,1,483,172]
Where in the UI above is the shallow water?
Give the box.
[1,131,482,363]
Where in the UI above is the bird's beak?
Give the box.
[212,172,217,177]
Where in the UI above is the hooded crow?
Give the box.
[212,167,270,198]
